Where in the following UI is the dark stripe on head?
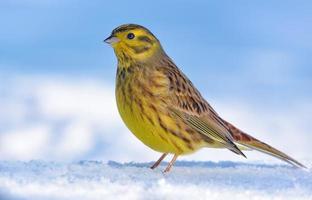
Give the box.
[132,46,150,54]
[124,42,150,54]
[137,36,153,44]
[111,24,157,39]
[112,26,137,35]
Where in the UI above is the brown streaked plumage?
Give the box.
[104,24,306,172]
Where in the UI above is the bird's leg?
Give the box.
[150,153,168,169]
[163,154,178,173]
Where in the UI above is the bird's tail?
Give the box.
[222,120,306,168]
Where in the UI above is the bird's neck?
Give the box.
[115,47,167,69]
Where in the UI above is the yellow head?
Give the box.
[104,24,163,65]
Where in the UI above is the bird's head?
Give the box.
[104,24,163,64]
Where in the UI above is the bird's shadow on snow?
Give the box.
[103,160,312,192]
[107,160,294,169]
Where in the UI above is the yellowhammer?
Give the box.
[104,24,306,172]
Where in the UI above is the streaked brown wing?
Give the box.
[162,63,245,156]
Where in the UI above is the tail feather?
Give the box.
[222,120,306,169]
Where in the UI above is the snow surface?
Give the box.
[0,160,311,200]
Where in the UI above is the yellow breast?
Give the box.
[115,67,205,155]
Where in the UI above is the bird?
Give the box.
[104,24,306,172]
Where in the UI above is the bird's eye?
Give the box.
[127,33,135,40]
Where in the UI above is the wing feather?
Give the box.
[170,107,245,157]
[161,63,245,157]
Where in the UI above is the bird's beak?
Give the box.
[104,35,120,45]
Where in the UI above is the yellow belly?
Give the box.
[117,96,173,153]
[116,88,205,155]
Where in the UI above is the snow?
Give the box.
[0,160,311,200]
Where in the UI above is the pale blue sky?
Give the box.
[1,0,311,105]
[0,0,311,162]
